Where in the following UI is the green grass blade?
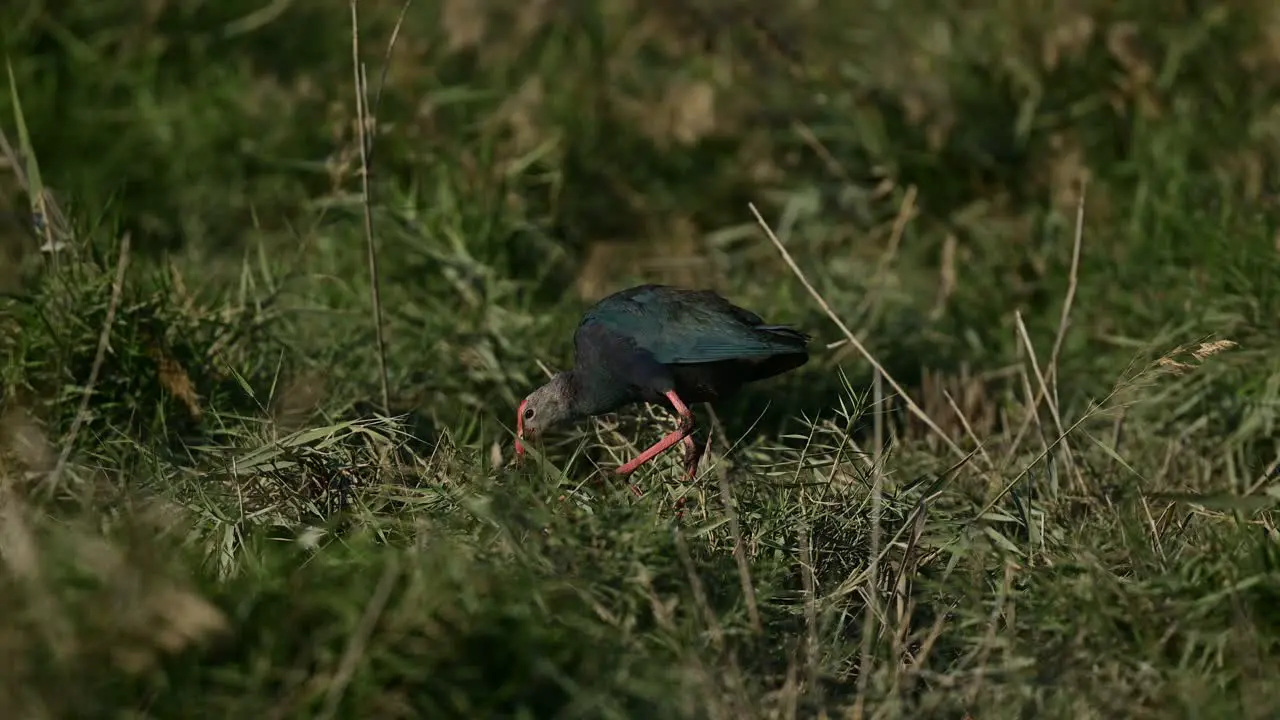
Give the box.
[5,57,49,246]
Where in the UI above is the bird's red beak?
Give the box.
[514,398,527,464]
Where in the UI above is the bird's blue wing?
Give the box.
[579,286,807,365]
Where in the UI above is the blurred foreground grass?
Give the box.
[2,1,1280,717]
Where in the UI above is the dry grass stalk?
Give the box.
[749,202,967,462]
[45,234,132,494]
[1006,181,1086,471]
[717,460,764,635]
[349,0,412,415]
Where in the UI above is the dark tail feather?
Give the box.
[756,324,810,351]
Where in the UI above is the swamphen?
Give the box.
[515,284,810,481]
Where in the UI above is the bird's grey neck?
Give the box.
[563,366,631,417]
[552,370,590,420]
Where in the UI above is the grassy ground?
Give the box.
[2,1,1280,717]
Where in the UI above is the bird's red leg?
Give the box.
[670,433,707,519]
[616,389,695,476]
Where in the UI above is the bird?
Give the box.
[514,284,810,484]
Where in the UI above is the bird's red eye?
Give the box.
[523,407,535,420]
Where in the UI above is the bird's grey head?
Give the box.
[515,371,577,460]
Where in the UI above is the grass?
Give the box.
[2,0,1280,717]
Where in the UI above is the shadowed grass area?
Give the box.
[2,0,1280,717]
